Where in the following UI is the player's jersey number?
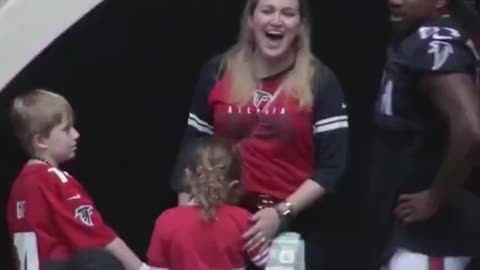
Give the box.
[379,78,394,116]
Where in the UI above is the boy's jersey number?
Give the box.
[13,232,39,270]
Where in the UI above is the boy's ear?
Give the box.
[33,133,49,150]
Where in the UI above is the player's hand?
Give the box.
[395,189,440,224]
[242,207,280,253]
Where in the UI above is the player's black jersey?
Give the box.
[376,15,479,131]
[374,15,480,193]
[371,15,480,256]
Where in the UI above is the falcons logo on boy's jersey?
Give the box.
[75,205,94,226]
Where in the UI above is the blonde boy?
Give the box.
[6,89,149,270]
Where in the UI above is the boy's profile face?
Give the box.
[36,114,79,164]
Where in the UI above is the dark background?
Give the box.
[0,0,390,269]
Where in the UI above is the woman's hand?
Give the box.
[242,207,281,253]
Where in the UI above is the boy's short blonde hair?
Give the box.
[10,89,74,155]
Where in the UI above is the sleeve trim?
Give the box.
[313,115,349,134]
[187,113,214,135]
[314,121,348,134]
[314,115,348,127]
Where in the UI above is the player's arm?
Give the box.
[170,56,223,204]
[412,32,480,202]
[396,31,480,223]
[423,72,480,202]
[285,67,349,216]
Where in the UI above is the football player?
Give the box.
[368,0,480,269]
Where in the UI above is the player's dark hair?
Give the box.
[186,138,242,222]
[449,0,480,36]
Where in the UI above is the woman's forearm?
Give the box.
[286,179,325,216]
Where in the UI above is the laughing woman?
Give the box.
[170,0,349,269]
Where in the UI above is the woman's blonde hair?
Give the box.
[186,138,242,222]
[224,0,322,110]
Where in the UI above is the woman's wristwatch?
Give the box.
[274,201,294,222]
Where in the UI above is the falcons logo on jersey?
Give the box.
[253,90,272,109]
[428,40,454,70]
[75,205,94,226]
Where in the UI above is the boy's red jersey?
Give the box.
[7,162,116,269]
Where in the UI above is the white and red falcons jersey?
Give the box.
[147,204,269,270]
[7,162,117,270]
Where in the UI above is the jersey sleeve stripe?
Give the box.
[188,113,214,135]
[189,113,213,129]
[314,115,348,127]
[313,121,348,134]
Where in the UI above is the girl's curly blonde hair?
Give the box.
[186,138,242,222]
